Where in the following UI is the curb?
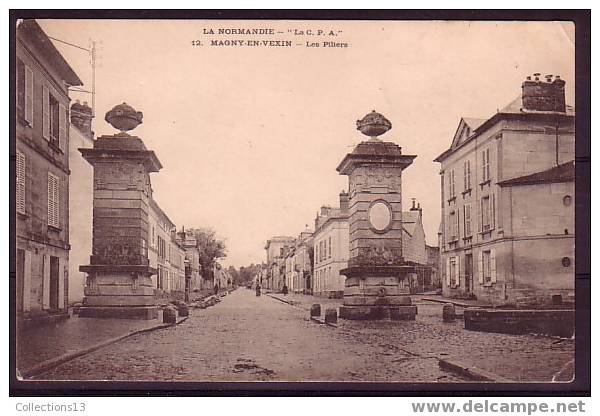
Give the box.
[309,316,337,328]
[437,358,511,382]
[269,295,339,327]
[421,297,493,308]
[20,316,189,379]
[267,294,296,307]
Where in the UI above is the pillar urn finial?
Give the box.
[105,102,143,133]
[356,110,392,140]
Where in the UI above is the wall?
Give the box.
[313,218,348,296]
[67,125,93,303]
[402,213,427,265]
[501,119,575,181]
[16,33,72,316]
[439,114,575,304]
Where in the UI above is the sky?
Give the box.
[37,19,575,268]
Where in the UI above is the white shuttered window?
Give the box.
[16,152,25,214]
[59,103,66,152]
[463,203,472,237]
[42,85,50,140]
[24,66,33,125]
[47,172,60,228]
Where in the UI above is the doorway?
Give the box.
[49,256,60,310]
[465,254,473,295]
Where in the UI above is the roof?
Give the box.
[17,20,83,87]
[498,161,575,186]
[462,118,486,130]
[434,94,575,163]
[498,95,575,116]
[149,197,176,229]
[401,211,420,236]
[447,117,487,156]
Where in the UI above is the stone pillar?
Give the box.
[78,103,161,319]
[337,111,417,320]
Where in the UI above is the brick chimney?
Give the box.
[521,73,566,112]
[339,190,349,212]
[410,198,418,211]
[70,100,94,138]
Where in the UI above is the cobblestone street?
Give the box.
[37,289,574,382]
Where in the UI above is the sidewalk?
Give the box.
[17,309,170,377]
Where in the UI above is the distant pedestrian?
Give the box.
[282,284,288,295]
[256,284,261,297]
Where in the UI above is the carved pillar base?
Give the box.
[339,265,417,320]
[79,265,158,319]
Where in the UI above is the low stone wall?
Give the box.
[464,308,574,338]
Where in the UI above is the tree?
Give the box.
[229,263,262,286]
[190,227,227,283]
[227,265,240,285]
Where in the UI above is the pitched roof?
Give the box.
[499,95,575,116]
[498,160,575,186]
[463,117,486,130]
[17,20,83,87]
[401,211,420,236]
[448,117,486,151]
[434,94,575,163]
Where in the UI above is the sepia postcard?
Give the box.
[10,10,590,395]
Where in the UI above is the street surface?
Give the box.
[39,289,573,382]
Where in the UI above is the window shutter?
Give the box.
[464,204,471,236]
[491,193,496,229]
[456,209,460,240]
[54,175,59,227]
[42,85,50,140]
[59,103,66,152]
[47,173,60,228]
[23,251,32,311]
[42,254,50,309]
[490,249,497,283]
[457,256,462,286]
[47,174,53,225]
[477,251,484,284]
[24,65,33,125]
[479,198,484,233]
[16,152,25,214]
[58,257,65,309]
[446,257,451,286]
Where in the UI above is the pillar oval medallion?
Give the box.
[368,200,393,233]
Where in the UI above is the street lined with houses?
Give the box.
[14,19,578,386]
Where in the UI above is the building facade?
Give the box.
[263,236,295,291]
[213,264,232,291]
[285,229,313,293]
[16,20,83,321]
[311,192,430,297]
[148,198,185,293]
[312,193,350,298]
[67,101,94,304]
[175,227,202,293]
[435,74,575,306]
